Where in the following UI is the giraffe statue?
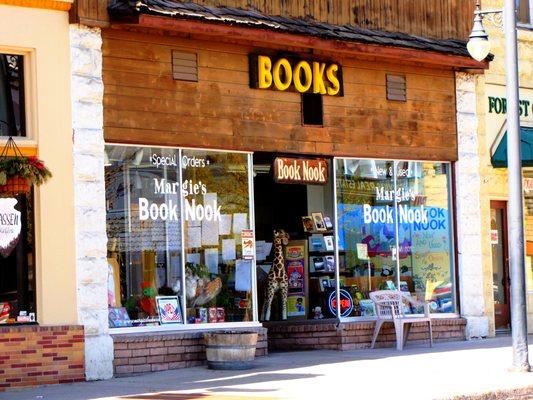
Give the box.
[262,229,290,321]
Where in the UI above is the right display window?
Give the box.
[335,159,455,316]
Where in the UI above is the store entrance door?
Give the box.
[490,200,510,331]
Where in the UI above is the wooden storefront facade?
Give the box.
[69,0,490,377]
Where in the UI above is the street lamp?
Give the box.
[467,0,530,372]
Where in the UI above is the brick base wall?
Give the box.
[266,318,466,351]
[0,325,85,391]
[113,327,268,376]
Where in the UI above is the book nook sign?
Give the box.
[273,157,328,185]
[250,55,343,96]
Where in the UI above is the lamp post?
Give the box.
[467,0,530,372]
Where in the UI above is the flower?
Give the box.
[0,155,52,187]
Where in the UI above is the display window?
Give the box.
[105,147,457,329]
[105,145,255,328]
[335,159,456,317]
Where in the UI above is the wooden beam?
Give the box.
[109,14,489,70]
[0,0,72,11]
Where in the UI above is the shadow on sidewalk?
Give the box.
[1,335,531,400]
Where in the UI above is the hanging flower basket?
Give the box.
[0,137,52,196]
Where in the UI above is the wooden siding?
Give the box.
[74,0,475,40]
[102,29,458,161]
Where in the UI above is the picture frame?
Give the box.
[320,278,330,291]
[323,216,334,230]
[311,212,327,231]
[325,255,335,271]
[156,296,183,324]
[108,307,132,328]
[310,256,325,272]
[301,216,314,232]
[323,235,334,251]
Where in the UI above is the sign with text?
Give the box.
[249,55,343,96]
[241,229,255,259]
[0,198,21,258]
[273,157,328,185]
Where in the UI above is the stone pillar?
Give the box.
[455,72,490,338]
[70,25,113,380]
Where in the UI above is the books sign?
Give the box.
[273,157,328,185]
[0,198,21,258]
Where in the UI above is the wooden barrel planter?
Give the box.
[204,331,258,370]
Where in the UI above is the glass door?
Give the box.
[490,200,510,331]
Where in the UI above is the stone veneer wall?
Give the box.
[266,319,466,351]
[0,325,85,391]
[454,72,490,339]
[113,327,268,376]
[70,24,113,380]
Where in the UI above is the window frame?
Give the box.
[332,157,459,322]
[105,143,261,334]
[0,47,36,145]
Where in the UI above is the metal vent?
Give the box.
[386,74,406,101]
[172,50,198,82]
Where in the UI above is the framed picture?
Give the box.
[323,235,334,251]
[309,234,325,252]
[311,212,327,231]
[320,278,330,291]
[310,256,325,272]
[301,216,314,232]
[325,255,335,271]
[108,307,132,328]
[323,216,334,230]
[156,296,183,324]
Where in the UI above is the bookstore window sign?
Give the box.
[104,145,254,329]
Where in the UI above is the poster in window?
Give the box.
[0,198,21,258]
[287,295,305,317]
[287,261,304,293]
[156,296,183,324]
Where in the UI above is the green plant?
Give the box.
[0,156,52,186]
[185,262,211,279]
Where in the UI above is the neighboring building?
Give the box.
[0,0,84,390]
[472,0,533,335]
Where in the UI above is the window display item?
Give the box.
[310,256,325,272]
[301,216,314,232]
[325,255,335,271]
[323,235,334,251]
[197,307,208,323]
[208,307,217,323]
[156,296,183,324]
[216,307,225,322]
[313,306,324,319]
[323,216,334,230]
[108,307,133,328]
[262,229,290,321]
[311,212,327,231]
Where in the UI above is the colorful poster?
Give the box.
[287,295,306,317]
[287,261,304,292]
[156,296,183,324]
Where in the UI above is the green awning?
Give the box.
[491,126,533,168]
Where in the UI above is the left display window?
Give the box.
[105,146,183,327]
[105,146,256,328]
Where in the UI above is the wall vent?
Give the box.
[386,74,406,101]
[172,50,198,82]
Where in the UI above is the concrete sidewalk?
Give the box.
[2,335,532,400]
